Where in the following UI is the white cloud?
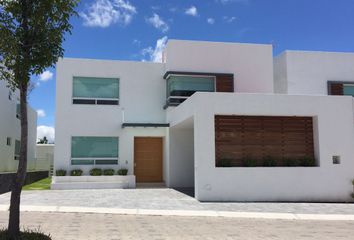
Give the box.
[36,109,46,118]
[223,16,237,23]
[146,13,169,33]
[217,0,250,4]
[132,39,141,45]
[37,126,55,143]
[81,0,137,28]
[141,36,168,63]
[185,6,198,16]
[39,70,53,82]
[207,18,215,24]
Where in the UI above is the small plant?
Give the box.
[284,158,300,167]
[55,169,66,176]
[351,179,354,200]
[90,168,102,176]
[0,228,52,239]
[218,159,232,167]
[263,156,277,167]
[299,157,316,167]
[242,158,258,167]
[70,169,83,176]
[103,169,115,176]
[352,179,354,186]
[117,168,128,176]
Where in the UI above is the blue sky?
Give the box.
[31,0,354,141]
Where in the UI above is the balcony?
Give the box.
[164,71,234,108]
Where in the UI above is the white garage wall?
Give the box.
[168,92,354,202]
[168,124,194,188]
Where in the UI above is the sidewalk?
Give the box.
[1,211,354,240]
[0,188,354,221]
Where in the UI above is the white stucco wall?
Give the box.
[36,144,54,171]
[0,80,37,172]
[164,40,274,93]
[274,51,354,95]
[55,58,168,176]
[168,92,354,202]
[168,122,194,188]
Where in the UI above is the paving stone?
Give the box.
[1,189,354,215]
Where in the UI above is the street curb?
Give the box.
[1,204,354,221]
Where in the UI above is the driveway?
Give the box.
[0,188,354,220]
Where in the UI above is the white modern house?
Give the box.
[0,80,37,173]
[54,40,354,202]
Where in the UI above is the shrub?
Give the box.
[103,169,115,176]
[0,228,52,239]
[90,168,102,176]
[284,158,300,167]
[55,169,66,176]
[351,192,354,199]
[242,158,257,167]
[299,157,316,167]
[70,169,83,176]
[117,168,128,176]
[263,156,277,167]
[352,179,354,186]
[218,159,232,167]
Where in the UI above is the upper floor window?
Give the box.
[72,77,119,105]
[71,136,119,165]
[343,84,354,96]
[166,75,215,106]
[328,81,354,96]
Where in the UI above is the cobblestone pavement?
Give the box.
[1,211,354,240]
[0,189,354,214]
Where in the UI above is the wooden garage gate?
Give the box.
[215,115,315,167]
[134,137,163,183]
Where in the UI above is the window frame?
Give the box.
[166,74,216,105]
[6,137,11,146]
[328,80,354,96]
[72,76,120,105]
[70,136,119,166]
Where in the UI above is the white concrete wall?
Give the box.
[165,40,274,93]
[274,51,354,95]
[55,58,168,176]
[168,122,194,188]
[0,80,37,172]
[36,144,54,171]
[168,92,354,202]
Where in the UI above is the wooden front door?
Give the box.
[134,137,163,183]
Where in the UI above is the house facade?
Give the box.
[54,40,354,202]
[0,80,37,172]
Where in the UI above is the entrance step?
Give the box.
[136,182,166,188]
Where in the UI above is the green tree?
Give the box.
[37,136,48,144]
[0,0,79,238]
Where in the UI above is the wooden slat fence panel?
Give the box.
[215,115,315,167]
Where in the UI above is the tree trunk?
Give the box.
[7,85,28,239]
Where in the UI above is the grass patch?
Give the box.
[0,228,52,239]
[23,178,51,191]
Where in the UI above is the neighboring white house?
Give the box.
[0,80,37,172]
[36,144,54,172]
[54,40,354,202]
